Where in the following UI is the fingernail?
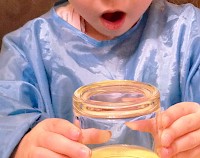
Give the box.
[80,146,91,158]
[103,130,112,142]
[108,130,112,138]
[125,122,138,130]
[70,128,81,140]
[159,147,173,158]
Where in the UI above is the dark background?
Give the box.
[0,0,56,47]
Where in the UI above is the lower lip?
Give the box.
[100,15,126,30]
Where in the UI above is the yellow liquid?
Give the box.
[91,145,159,158]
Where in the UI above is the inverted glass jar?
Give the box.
[73,80,160,157]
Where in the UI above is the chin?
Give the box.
[103,29,128,39]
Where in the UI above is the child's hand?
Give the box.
[126,102,200,158]
[12,118,111,158]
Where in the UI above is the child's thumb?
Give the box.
[125,118,156,135]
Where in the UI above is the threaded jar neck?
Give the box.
[73,80,160,119]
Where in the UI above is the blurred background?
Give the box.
[0,0,56,47]
[169,0,200,6]
[0,0,200,47]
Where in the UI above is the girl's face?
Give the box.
[68,0,152,40]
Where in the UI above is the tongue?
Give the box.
[102,12,124,22]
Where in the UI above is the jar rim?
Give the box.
[73,80,160,118]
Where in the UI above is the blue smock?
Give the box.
[0,0,200,157]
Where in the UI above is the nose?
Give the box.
[100,0,123,7]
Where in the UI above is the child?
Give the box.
[0,0,200,157]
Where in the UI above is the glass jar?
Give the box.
[73,80,160,157]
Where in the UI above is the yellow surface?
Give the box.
[91,145,159,158]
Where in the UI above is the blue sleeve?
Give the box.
[184,40,200,103]
[181,5,200,103]
[0,27,50,157]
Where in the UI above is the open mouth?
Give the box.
[101,11,125,23]
[100,11,126,30]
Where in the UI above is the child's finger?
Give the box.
[159,102,199,129]
[125,118,156,134]
[38,130,91,158]
[171,145,200,158]
[81,128,111,144]
[32,146,71,158]
[41,118,82,141]
[172,128,200,155]
[160,112,200,147]
[159,129,200,158]
[74,118,81,128]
